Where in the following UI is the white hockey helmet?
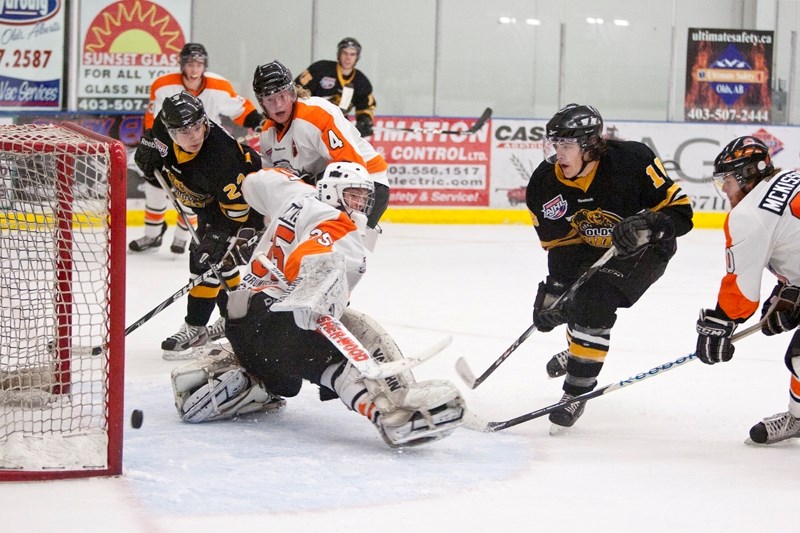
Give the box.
[317,162,375,216]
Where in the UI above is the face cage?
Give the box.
[339,185,375,216]
[543,137,582,164]
[166,116,210,144]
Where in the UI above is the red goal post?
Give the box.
[0,122,127,481]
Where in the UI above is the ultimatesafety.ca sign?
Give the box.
[77,0,191,113]
[684,28,774,123]
[0,0,65,110]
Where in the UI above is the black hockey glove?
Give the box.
[695,309,737,364]
[761,282,800,336]
[195,227,232,266]
[134,128,162,180]
[533,276,570,332]
[242,109,264,130]
[611,209,676,257]
[355,114,374,137]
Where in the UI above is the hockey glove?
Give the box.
[695,309,736,364]
[611,209,676,257]
[223,227,258,268]
[134,129,162,180]
[761,282,800,336]
[533,276,570,332]
[195,227,232,266]
[355,114,374,137]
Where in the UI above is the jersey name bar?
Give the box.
[759,171,800,215]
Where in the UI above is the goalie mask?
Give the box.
[713,136,774,193]
[161,91,210,145]
[317,162,375,217]
[543,103,604,164]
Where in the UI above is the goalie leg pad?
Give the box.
[172,344,285,423]
[320,359,464,448]
[371,379,465,448]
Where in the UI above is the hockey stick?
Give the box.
[464,310,773,433]
[152,169,229,290]
[80,229,265,355]
[455,246,617,389]
[373,107,492,135]
[254,253,450,379]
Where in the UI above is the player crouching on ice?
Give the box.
[171,163,466,447]
[695,136,800,445]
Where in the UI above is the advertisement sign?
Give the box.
[488,118,800,213]
[0,0,65,110]
[684,28,774,123]
[371,116,491,207]
[77,0,191,113]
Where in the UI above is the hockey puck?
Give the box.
[130,409,143,429]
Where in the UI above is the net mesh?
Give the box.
[0,124,114,472]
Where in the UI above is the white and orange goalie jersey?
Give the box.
[716,169,800,320]
[257,96,387,186]
[238,167,367,297]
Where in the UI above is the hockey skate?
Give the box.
[549,392,586,435]
[162,322,209,360]
[170,237,188,254]
[747,411,800,445]
[546,349,569,378]
[206,316,226,343]
[128,222,167,252]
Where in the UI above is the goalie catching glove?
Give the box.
[533,276,570,332]
[611,209,675,257]
[695,309,737,364]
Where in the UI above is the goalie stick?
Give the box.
[373,107,493,135]
[463,305,775,433]
[455,246,617,389]
[253,254,451,379]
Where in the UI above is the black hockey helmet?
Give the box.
[160,91,209,141]
[544,103,605,163]
[179,43,208,67]
[713,136,774,189]
[337,37,362,59]
[252,61,295,99]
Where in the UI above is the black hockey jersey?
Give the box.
[149,117,263,235]
[295,60,376,119]
[526,140,693,281]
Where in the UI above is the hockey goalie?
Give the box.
[171,164,465,447]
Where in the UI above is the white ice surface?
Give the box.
[3,223,798,532]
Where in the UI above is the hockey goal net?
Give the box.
[0,123,126,481]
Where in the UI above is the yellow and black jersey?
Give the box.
[150,118,263,235]
[526,139,693,281]
[295,60,376,120]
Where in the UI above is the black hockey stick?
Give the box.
[81,229,264,355]
[455,246,617,389]
[153,169,230,290]
[463,310,773,433]
[374,107,492,135]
